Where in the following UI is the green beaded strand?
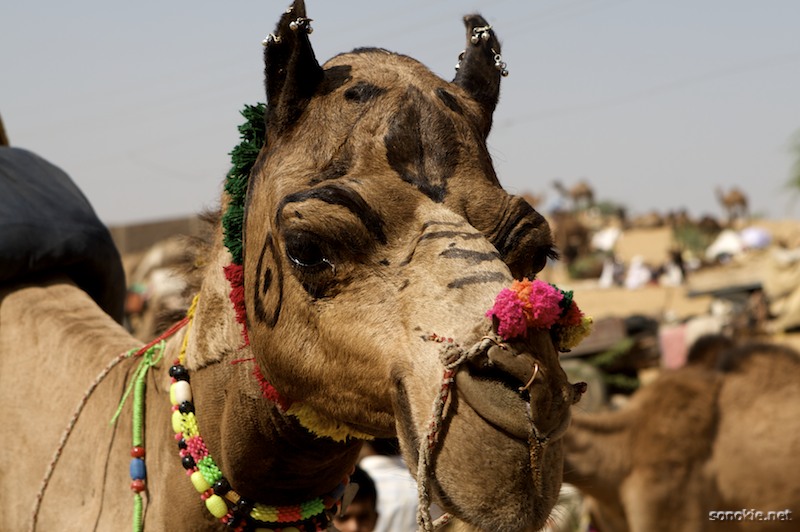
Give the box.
[109,341,165,532]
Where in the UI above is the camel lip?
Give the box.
[454,368,531,440]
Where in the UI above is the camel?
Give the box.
[548,210,591,271]
[564,338,800,531]
[124,235,204,341]
[715,187,749,226]
[553,179,595,211]
[0,3,587,531]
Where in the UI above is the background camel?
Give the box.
[1,2,582,531]
[564,337,800,531]
[715,186,749,226]
[553,179,595,211]
[124,235,204,341]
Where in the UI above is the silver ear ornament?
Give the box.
[470,25,492,45]
[289,17,313,34]
[455,26,509,76]
[492,49,509,77]
[261,33,282,46]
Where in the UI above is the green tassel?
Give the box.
[222,103,267,266]
[222,205,245,265]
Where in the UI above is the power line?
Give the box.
[497,51,800,128]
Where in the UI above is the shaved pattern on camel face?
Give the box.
[252,232,283,328]
[244,51,554,320]
[383,85,461,203]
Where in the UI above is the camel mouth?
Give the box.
[453,339,573,443]
[455,364,532,441]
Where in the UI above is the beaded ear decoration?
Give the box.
[485,278,593,351]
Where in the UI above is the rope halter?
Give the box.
[415,278,594,531]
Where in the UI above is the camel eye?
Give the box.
[284,232,330,271]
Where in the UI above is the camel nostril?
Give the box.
[572,381,588,404]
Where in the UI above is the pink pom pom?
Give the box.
[486,288,529,339]
[526,281,563,328]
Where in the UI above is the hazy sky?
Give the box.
[4,0,800,225]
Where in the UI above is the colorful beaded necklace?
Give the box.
[168,297,349,531]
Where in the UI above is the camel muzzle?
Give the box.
[454,333,577,442]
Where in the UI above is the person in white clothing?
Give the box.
[358,438,422,532]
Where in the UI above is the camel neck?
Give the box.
[180,352,361,504]
[159,290,361,526]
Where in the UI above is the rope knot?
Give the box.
[440,344,465,368]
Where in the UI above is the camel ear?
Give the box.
[453,15,507,137]
[263,0,323,135]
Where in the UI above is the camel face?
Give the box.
[240,2,571,529]
[0,3,585,530]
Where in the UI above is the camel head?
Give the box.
[235,2,582,529]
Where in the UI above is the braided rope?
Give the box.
[416,335,500,532]
[30,319,189,532]
[29,349,131,532]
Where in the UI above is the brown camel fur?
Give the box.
[564,340,800,531]
[1,3,585,531]
[629,211,665,230]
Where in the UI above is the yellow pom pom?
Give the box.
[251,503,279,522]
[555,316,594,351]
[205,494,229,518]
